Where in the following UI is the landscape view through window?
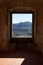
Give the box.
[12,13,32,38]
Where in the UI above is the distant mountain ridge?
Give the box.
[12,21,32,38]
[13,21,32,28]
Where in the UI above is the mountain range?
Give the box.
[12,21,32,28]
[12,21,32,38]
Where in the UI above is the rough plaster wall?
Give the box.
[0,0,43,52]
[0,7,8,50]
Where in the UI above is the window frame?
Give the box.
[10,11,34,43]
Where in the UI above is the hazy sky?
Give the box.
[12,14,32,24]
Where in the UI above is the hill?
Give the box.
[12,21,32,28]
[12,21,32,38]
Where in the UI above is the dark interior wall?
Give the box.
[0,0,43,52]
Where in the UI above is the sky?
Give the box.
[12,14,32,24]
